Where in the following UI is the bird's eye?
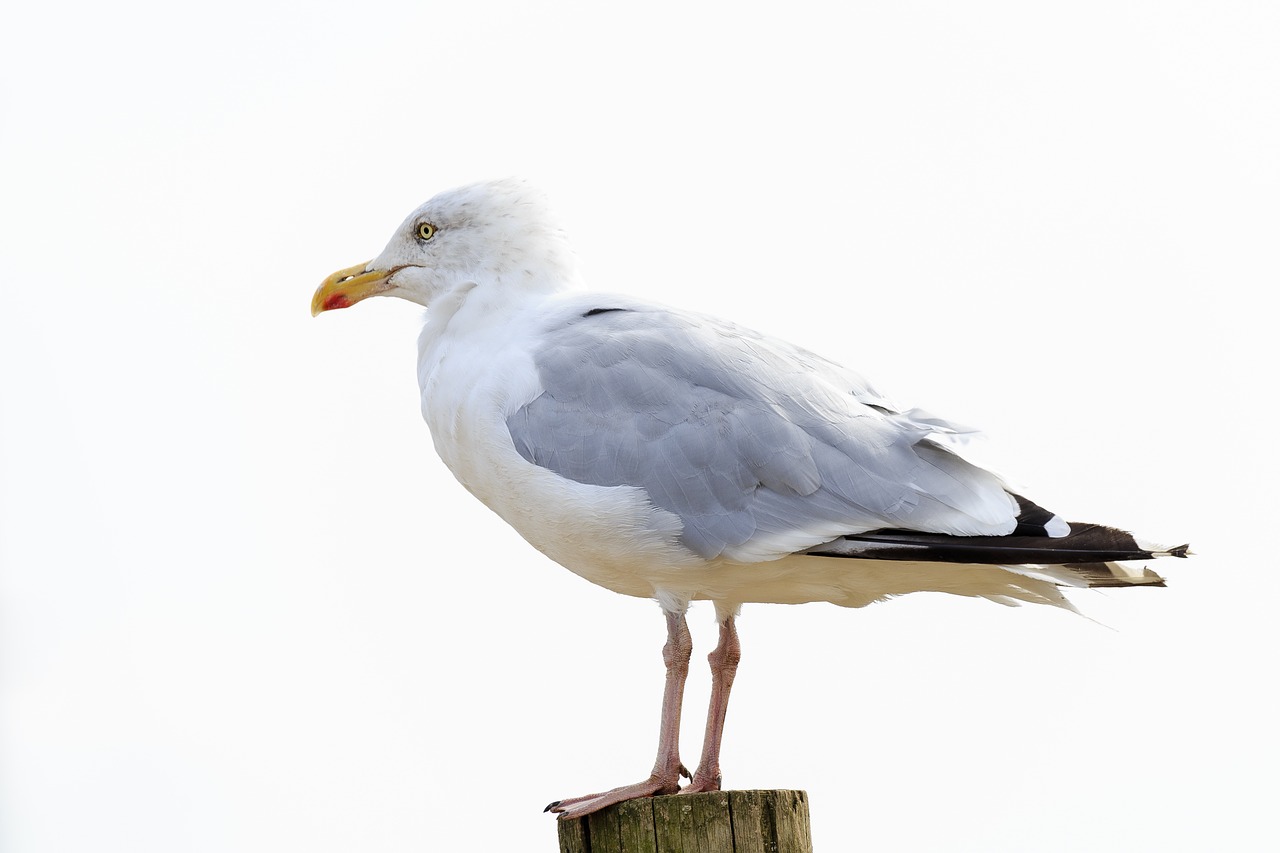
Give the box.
[416,222,437,241]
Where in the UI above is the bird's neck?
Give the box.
[415,279,565,410]
[420,270,578,344]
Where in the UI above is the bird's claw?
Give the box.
[545,773,682,820]
[679,768,722,794]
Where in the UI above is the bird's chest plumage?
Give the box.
[415,301,699,598]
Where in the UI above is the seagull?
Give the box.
[311,178,1188,820]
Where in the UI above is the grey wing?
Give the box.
[506,305,1019,562]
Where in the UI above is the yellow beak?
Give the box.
[311,262,393,316]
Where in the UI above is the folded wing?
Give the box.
[507,305,1036,562]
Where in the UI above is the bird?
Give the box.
[311,178,1188,820]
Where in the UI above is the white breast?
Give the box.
[415,291,700,600]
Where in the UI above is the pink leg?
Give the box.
[546,610,693,819]
[683,615,740,793]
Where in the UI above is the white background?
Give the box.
[2,2,1276,851]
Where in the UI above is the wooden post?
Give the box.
[556,790,812,853]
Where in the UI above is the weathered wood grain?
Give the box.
[555,790,811,853]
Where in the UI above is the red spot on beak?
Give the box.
[323,293,353,311]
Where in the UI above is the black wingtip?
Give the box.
[1169,543,1192,558]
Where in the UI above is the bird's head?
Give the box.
[311,177,580,316]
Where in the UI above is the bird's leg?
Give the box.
[546,609,693,819]
[683,615,740,794]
